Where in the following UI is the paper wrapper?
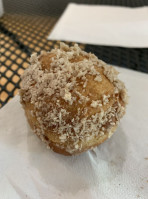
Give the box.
[48,4,148,48]
[0,67,148,199]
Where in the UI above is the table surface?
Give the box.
[1,0,148,108]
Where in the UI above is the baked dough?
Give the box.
[20,43,128,155]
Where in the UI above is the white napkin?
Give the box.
[0,67,148,199]
[48,3,148,48]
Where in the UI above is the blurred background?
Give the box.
[1,0,148,108]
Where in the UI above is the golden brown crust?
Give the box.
[25,101,117,156]
[20,43,128,155]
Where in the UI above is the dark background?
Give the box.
[3,0,148,16]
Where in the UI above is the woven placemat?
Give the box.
[0,14,55,107]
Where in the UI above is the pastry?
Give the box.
[20,43,128,155]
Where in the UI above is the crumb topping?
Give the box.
[20,42,128,154]
[90,100,102,108]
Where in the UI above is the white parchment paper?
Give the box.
[48,4,148,48]
[0,67,148,199]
